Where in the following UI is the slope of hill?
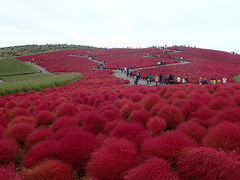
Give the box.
[0,44,97,57]
[0,47,240,179]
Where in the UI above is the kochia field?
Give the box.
[0,47,240,180]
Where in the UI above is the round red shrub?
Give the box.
[0,125,5,138]
[103,120,124,134]
[79,112,107,134]
[36,110,55,126]
[141,131,198,163]
[129,109,150,125]
[109,122,147,145]
[0,164,21,180]
[176,121,206,144]
[191,106,214,127]
[57,127,99,171]
[177,147,240,180]
[182,99,204,120]
[24,159,76,180]
[86,138,138,180]
[202,121,240,151]
[8,116,36,127]
[123,157,178,180]
[0,139,19,164]
[56,103,78,117]
[51,116,78,132]
[4,123,35,144]
[121,102,142,119]
[0,117,9,127]
[141,93,161,111]
[11,107,29,117]
[26,128,53,148]
[147,117,166,136]
[23,140,60,168]
[234,95,240,106]
[150,102,165,116]
[209,97,235,110]
[210,107,240,125]
[157,105,184,129]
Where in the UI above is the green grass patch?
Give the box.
[234,75,240,82]
[0,73,83,95]
[0,57,39,76]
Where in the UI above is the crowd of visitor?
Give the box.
[198,77,227,84]
[146,74,189,85]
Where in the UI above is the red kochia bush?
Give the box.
[8,116,36,126]
[177,147,240,180]
[202,121,240,151]
[0,164,21,180]
[56,103,78,117]
[129,109,150,126]
[51,116,78,132]
[0,117,9,127]
[147,117,166,136]
[192,106,214,127]
[123,158,178,180]
[36,110,55,126]
[24,160,76,180]
[81,112,107,134]
[121,102,142,119]
[209,97,235,110]
[23,140,60,168]
[0,125,5,137]
[141,131,198,163]
[109,122,147,145]
[11,107,29,118]
[182,99,204,120]
[176,122,206,144]
[141,93,161,111]
[4,123,35,144]
[210,107,240,125]
[26,128,53,148]
[157,105,184,129]
[0,139,19,164]
[86,138,138,180]
[57,127,99,171]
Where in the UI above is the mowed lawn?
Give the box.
[0,57,39,76]
[0,57,83,95]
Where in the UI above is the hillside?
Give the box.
[0,44,97,57]
[0,47,240,179]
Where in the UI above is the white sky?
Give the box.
[0,0,239,52]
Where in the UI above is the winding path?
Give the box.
[70,48,191,85]
[25,61,49,74]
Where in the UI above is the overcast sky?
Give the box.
[0,0,239,52]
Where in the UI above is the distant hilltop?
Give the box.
[0,44,97,57]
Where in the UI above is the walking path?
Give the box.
[25,61,50,74]
[70,49,190,85]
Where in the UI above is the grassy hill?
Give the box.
[0,57,83,95]
[0,57,39,76]
[0,44,97,57]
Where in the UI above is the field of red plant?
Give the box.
[134,47,240,82]
[0,47,240,179]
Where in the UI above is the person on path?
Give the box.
[154,74,159,85]
[159,74,163,84]
[176,76,181,84]
[133,75,138,85]
[222,77,227,83]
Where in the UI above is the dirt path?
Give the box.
[25,62,50,74]
[70,48,189,85]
